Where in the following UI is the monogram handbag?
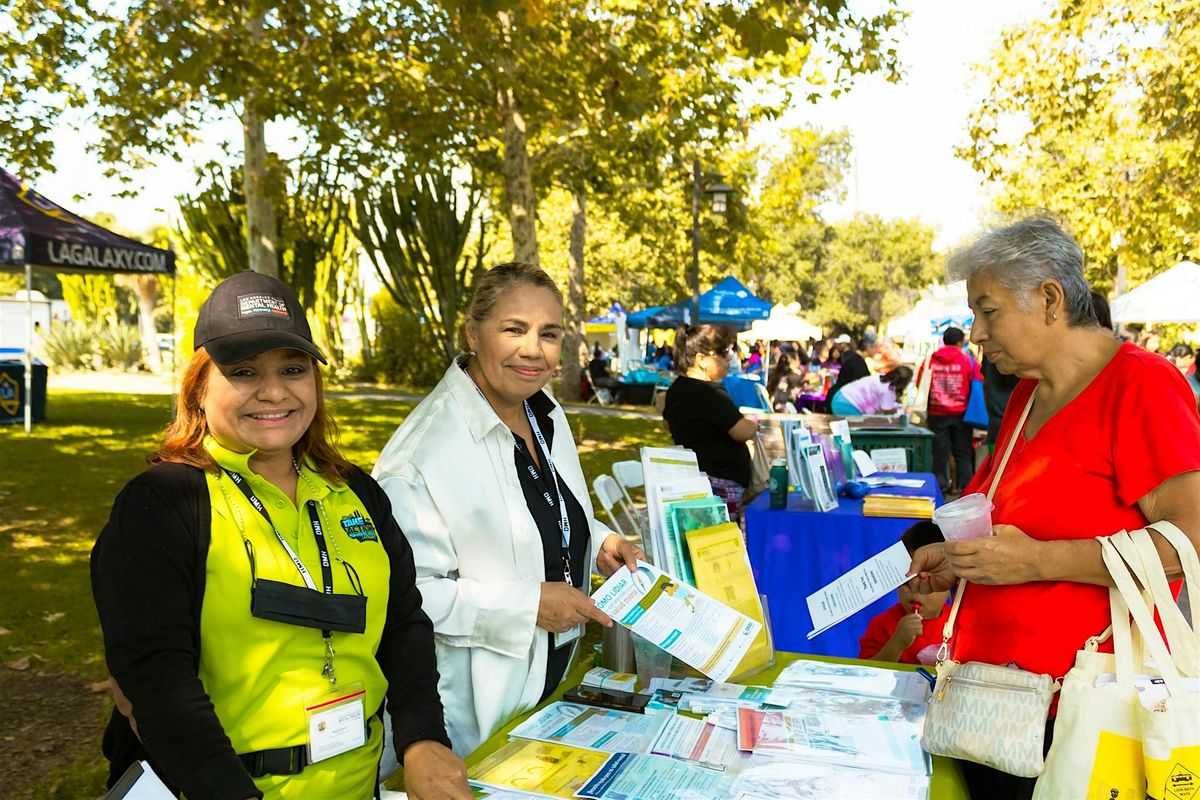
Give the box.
[920,388,1061,777]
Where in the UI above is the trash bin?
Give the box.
[0,360,47,424]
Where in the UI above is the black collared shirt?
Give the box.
[513,390,591,700]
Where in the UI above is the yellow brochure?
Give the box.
[468,740,610,799]
[685,522,774,679]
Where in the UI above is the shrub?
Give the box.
[98,323,143,370]
[40,321,98,370]
[362,293,448,388]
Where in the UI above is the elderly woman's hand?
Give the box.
[942,524,1044,585]
[907,543,956,594]
[597,534,646,577]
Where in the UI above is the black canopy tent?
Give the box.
[0,167,176,431]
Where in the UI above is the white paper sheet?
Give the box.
[730,760,930,800]
[773,659,930,704]
[806,541,912,639]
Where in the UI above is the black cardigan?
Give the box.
[91,462,450,799]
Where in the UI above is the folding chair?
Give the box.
[610,460,649,539]
[592,474,642,543]
[582,370,613,406]
[610,460,644,509]
[753,381,772,411]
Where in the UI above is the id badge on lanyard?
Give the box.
[304,681,367,763]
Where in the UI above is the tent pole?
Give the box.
[24,263,32,433]
[170,274,178,418]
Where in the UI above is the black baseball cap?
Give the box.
[194,271,327,365]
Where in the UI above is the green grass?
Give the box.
[0,389,668,796]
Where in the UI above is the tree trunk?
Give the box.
[561,187,587,402]
[242,108,278,278]
[135,275,161,372]
[494,15,538,265]
[241,13,278,277]
[497,86,538,264]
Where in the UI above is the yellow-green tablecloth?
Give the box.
[463,649,967,799]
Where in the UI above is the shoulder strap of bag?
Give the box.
[1101,533,1187,696]
[937,385,1037,656]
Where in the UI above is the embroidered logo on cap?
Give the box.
[237,293,290,319]
[340,511,378,542]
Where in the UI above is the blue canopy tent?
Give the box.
[627,276,771,330]
[625,305,667,329]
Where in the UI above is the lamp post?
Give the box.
[690,159,733,324]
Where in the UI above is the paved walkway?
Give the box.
[47,371,661,420]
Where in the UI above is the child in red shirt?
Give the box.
[858,521,951,664]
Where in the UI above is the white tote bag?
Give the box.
[1034,523,1200,799]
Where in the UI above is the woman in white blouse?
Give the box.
[373,263,644,756]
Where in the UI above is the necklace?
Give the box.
[292,456,347,565]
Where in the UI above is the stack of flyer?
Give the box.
[862,494,935,519]
[771,658,930,704]
[639,446,710,578]
[781,421,838,512]
[735,689,929,776]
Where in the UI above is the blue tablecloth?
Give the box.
[621,369,672,386]
[744,472,943,658]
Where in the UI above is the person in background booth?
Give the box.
[918,326,982,494]
[908,216,1200,800]
[662,324,758,521]
[825,335,871,405]
[372,263,644,757]
[92,271,469,800]
[1168,343,1200,411]
[829,366,913,416]
[767,352,806,412]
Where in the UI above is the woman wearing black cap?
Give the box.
[91,272,471,800]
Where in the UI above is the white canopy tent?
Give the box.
[885,281,972,345]
[737,302,823,344]
[1110,260,1200,324]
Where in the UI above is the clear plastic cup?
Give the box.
[932,492,995,541]
[631,632,673,691]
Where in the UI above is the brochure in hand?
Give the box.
[591,560,761,683]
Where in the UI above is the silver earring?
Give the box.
[1052,313,1058,321]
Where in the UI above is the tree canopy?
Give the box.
[960,0,1200,294]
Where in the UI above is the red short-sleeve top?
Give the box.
[953,343,1200,680]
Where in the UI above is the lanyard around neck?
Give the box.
[222,468,332,597]
[465,370,574,584]
[523,401,572,554]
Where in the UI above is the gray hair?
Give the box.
[947,216,1098,327]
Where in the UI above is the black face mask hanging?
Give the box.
[226,469,368,635]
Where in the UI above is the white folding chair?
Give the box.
[592,474,642,543]
[610,460,644,508]
[610,460,650,539]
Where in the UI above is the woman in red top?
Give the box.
[908,216,1200,800]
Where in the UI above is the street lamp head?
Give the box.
[706,181,733,214]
